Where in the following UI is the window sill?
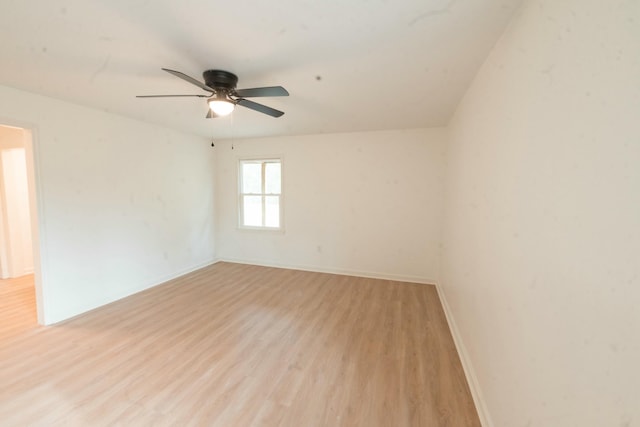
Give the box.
[237,226,285,234]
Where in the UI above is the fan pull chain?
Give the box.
[231,111,235,150]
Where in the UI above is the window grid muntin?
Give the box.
[239,158,281,229]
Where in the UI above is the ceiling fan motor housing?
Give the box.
[203,70,238,91]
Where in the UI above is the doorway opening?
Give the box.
[0,123,43,339]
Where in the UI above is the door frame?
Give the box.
[0,120,46,324]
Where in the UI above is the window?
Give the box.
[238,158,282,229]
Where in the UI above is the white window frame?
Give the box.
[238,157,283,231]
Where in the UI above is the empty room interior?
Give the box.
[0,1,638,426]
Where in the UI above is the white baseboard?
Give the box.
[216,257,436,285]
[435,282,493,427]
[45,258,219,325]
[148,258,219,288]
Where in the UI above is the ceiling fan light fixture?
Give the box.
[208,94,235,116]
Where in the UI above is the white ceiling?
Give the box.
[0,0,522,139]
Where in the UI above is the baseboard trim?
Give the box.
[44,258,219,325]
[149,258,220,289]
[216,257,436,285]
[435,282,493,427]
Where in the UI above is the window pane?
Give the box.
[243,195,262,226]
[264,162,281,194]
[242,163,262,194]
[265,196,280,228]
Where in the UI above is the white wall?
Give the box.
[0,85,216,324]
[216,128,445,283]
[441,1,640,426]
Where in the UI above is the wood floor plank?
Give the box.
[0,274,37,343]
[0,262,480,426]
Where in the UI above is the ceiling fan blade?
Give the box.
[234,86,289,98]
[136,94,209,98]
[161,68,215,92]
[237,99,284,117]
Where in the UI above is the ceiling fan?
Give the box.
[137,68,289,118]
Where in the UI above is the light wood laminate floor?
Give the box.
[0,262,480,426]
[0,274,37,343]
